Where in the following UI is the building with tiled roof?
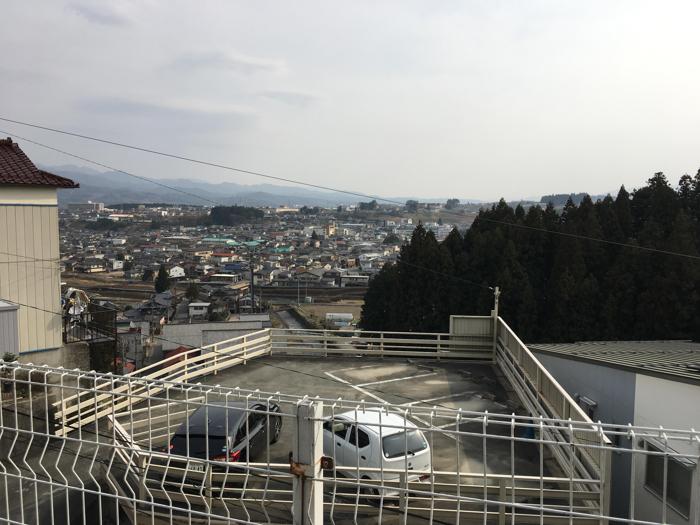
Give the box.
[0,137,78,360]
[0,137,78,188]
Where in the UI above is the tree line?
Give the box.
[361,172,700,342]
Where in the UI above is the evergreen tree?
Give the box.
[155,264,170,293]
[361,173,700,343]
[185,282,200,301]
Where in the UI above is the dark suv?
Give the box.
[169,401,282,463]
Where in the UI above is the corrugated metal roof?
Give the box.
[530,340,700,384]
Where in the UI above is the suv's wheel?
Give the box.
[270,417,282,444]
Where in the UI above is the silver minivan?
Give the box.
[323,410,431,496]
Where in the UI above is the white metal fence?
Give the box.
[2,360,699,524]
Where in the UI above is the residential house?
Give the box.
[0,137,79,360]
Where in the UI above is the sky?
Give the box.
[1,0,699,202]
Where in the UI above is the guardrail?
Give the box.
[54,328,271,436]
[5,361,697,524]
[494,318,612,518]
[51,317,613,520]
[54,326,493,436]
[270,327,493,360]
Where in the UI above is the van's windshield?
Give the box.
[382,430,428,459]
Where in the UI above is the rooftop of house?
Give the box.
[0,137,79,188]
[530,340,700,385]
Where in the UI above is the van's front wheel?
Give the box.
[360,477,380,506]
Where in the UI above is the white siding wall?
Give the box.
[0,188,62,354]
[633,375,700,524]
[449,315,493,338]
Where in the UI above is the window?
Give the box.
[347,425,370,448]
[382,430,428,459]
[645,442,693,517]
[324,420,350,439]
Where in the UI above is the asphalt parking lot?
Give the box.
[198,356,540,477]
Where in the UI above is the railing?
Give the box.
[62,302,117,344]
[3,361,698,524]
[53,328,271,436]
[270,327,493,360]
[55,325,494,436]
[51,318,613,519]
[494,317,613,517]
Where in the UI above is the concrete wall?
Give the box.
[0,193,62,355]
[161,321,265,350]
[632,374,699,525]
[534,352,637,519]
[17,343,90,370]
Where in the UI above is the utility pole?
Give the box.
[297,278,300,305]
[250,261,255,313]
[492,286,500,352]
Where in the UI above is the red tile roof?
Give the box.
[0,137,79,188]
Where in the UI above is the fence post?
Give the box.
[399,471,407,524]
[292,399,323,525]
[213,344,218,376]
[599,428,612,525]
[243,335,248,364]
[492,286,500,357]
[498,478,506,525]
[380,332,384,359]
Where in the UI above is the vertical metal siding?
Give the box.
[449,315,493,338]
[0,306,19,355]
[0,204,61,353]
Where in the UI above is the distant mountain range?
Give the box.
[48,165,364,207]
[46,165,486,207]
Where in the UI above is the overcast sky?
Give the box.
[1,1,699,201]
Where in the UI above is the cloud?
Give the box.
[170,51,284,75]
[261,90,317,108]
[68,3,129,26]
[76,97,256,132]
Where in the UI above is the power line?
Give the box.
[393,259,492,290]
[476,217,700,261]
[0,117,390,204]
[3,117,698,263]
[0,299,62,316]
[0,129,220,207]
[0,128,492,291]
[0,250,59,263]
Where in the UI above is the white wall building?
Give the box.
[531,341,700,524]
[0,137,78,356]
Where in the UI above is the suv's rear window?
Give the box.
[382,430,428,458]
[171,434,227,458]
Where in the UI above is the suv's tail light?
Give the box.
[419,474,430,482]
[213,449,241,462]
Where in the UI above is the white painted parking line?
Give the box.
[324,371,387,404]
[325,370,459,442]
[399,390,476,407]
[356,371,436,387]
[327,363,385,374]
